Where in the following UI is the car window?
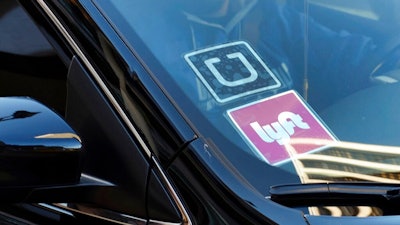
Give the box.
[93,0,400,216]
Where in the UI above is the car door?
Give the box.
[5,0,194,224]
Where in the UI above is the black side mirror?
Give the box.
[0,97,82,187]
[0,97,144,222]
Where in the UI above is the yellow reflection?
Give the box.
[283,138,400,216]
[35,133,82,142]
[308,206,379,217]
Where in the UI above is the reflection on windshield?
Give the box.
[287,138,400,216]
[313,205,382,217]
[288,139,400,183]
[95,0,400,217]
[117,0,381,109]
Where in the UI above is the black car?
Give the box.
[2,0,400,224]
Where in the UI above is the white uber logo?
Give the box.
[250,111,310,145]
[185,41,281,103]
[204,52,258,87]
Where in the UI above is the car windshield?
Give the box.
[94,0,400,216]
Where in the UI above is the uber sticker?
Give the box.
[185,41,281,103]
[228,91,336,165]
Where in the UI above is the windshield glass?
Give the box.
[93,0,400,216]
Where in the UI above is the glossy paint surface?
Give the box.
[0,97,82,186]
[0,97,81,149]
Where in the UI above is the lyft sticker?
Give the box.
[185,41,281,103]
[228,91,336,165]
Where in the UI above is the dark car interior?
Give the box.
[285,0,400,146]
[2,0,400,137]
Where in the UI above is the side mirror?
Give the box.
[0,97,82,187]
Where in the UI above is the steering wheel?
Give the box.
[368,35,400,84]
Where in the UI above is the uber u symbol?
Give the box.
[185,41,281,103]
[250,111,310,145]
[204,52,258,87]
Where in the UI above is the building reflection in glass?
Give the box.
[285,138,400,217]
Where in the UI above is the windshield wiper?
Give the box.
[269,182,400,207]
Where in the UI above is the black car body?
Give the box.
[2,0,400,224]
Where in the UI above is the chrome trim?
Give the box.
[53,203,181,225]
[37,203,74,217]
[152,156,190,225]
[54,203,147,225]
[36,1,192,224]
[81,173,115,185]
[37,0,152,158]
[0,210,38,225]
[148,220,182,225]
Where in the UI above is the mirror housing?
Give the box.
[0,97,82,187]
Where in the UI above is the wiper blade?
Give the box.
[269,182,400,207]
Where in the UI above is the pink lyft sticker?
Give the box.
[228,90,336,165]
